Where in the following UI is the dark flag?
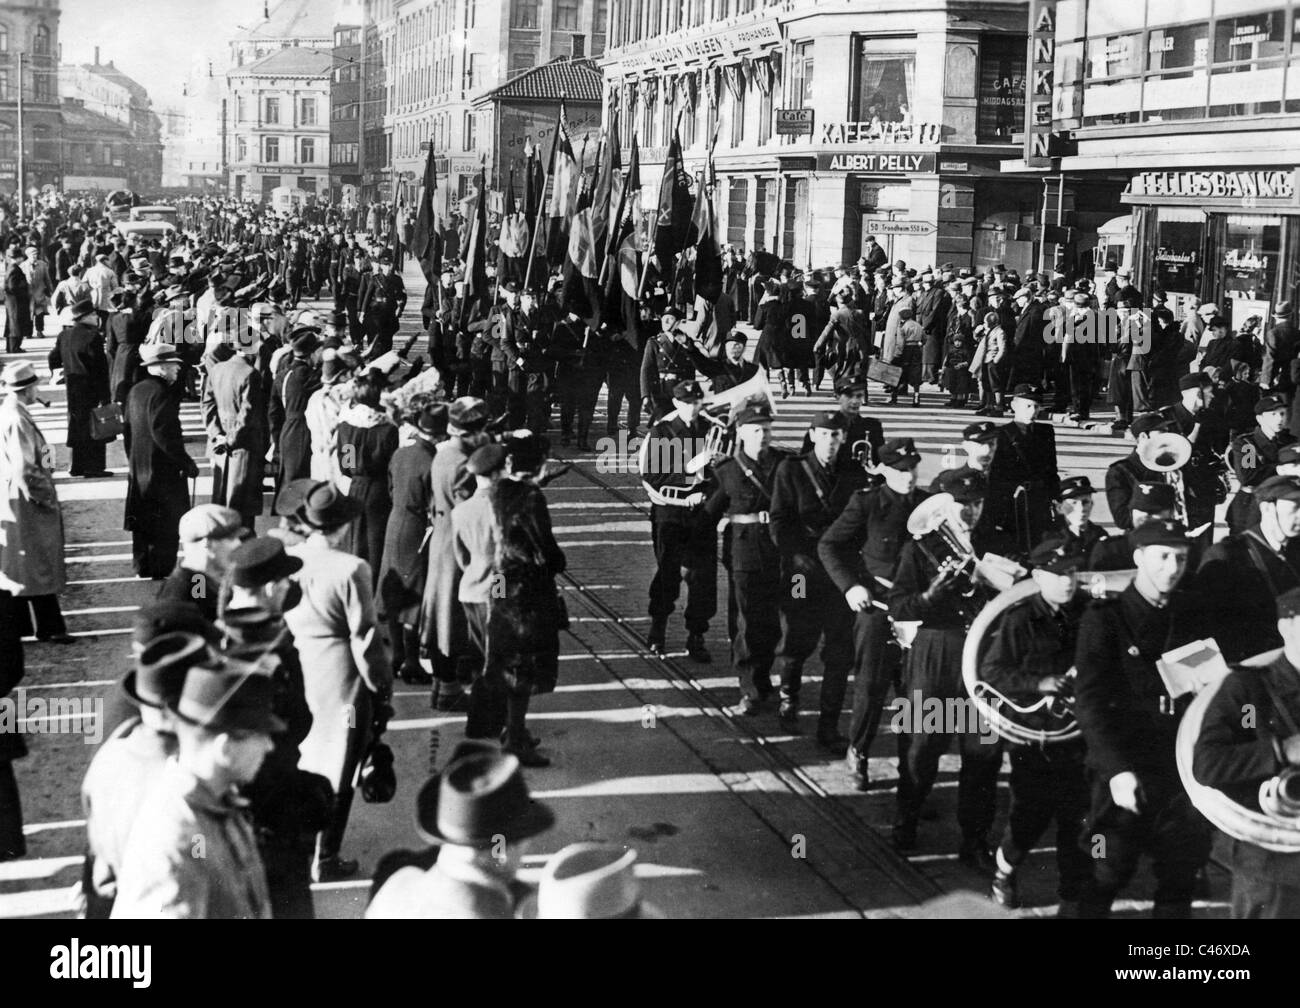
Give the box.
[462,164,489,322]
[545,102,579,267]
[692,173,723,305]
[560,143,600,322]
[652,131,694,287]
[411,140,442,284]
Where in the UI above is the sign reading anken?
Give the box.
[776,108,814,135]
[1024,0,1058,168]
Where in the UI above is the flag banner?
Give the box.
[411,141,442,283]
[652,132,695,283]
[462,166,489,315]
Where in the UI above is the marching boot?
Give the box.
[991,848,1020,908]
[815,714,849,757]
[647,617,667,656]
[959,834,997,875]
[778,691,800,731]
[686,632,711,663]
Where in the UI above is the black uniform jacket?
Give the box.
[801,412,885,471]
[819,483,927,594]
[1105,451,1161,532]
[990,419,1060,498]
[641,413,714,525]
[769,451,866,569]
[1192,528,1300,664]
[1074,584,1209,782]
[981,592,1086,708]
[703,447,787,572]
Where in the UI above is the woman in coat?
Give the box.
[377,401,446,683]
[886,306,928,407]
[974,311,1009,416]
[285,481,393,882]
[305,349,355,490]
[106,289,143,407]
[272,331,321,498]
[334,370,399,586]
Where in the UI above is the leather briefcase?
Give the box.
[866,360,903,387]
[89,403,124,442]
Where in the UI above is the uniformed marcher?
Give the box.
[887,471,1002,863]
[1074,519,1214,918]
[1193,586,1300,918]
[1054,475,1109,564]
[987,384,1059,555]
[1089,482,1178,571]
[801,377,884,472]
[693,330,759,393]
[982,535,1090,913]
[125,343,199,579]
[1228,395,1297,536]
[932,420,1003,551]
[356,250,406,362]
[1163,371,1229,549]
[48,296,111,477]
[639,309,698,423]
[1193,473,1300,663]
[701,403,786,713]
[769,411,867,751]
[641,380,717,661]
[819,437,927,788]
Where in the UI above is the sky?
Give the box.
[58,0,269,110]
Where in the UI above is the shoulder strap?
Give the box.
[800,459,827,507]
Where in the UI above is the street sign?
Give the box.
[775,108,814,136]
[871,220,938,237]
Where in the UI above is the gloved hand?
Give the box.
[845,585,873,612]
[1109,771,1144,814]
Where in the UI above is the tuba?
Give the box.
[1177,647,1300,852]
[961,568,1136,746]
[906,493,980,597]
[1138,430,1192,525]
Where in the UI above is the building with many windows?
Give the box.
[225,46,332,200]
[59,98,130,192]
[1002,0,1300,323]
[602,0,1035,272]
[330,21,363,203]
[0,0,63,195]
[60,50,163,192]
[361,0,395,203]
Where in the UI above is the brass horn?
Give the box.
[1138,430,1192,525]
[906,493,979,597]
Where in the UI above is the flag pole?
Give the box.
[522,147,550,293]
[637,114,685,301]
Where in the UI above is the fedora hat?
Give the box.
[123,631,211,710]
[70,296,97,318]
[294,481,362,532]
[227,536,303,589]
[139,342,183,366]
[415,749,554,847]
[172,658,287,736]
[523,843,665,920]
[0,360,39,389]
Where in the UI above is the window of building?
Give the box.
[730,84,746,147]
[1086,32,1142,78]
[977,34,1027,141]
[1143,22,1210,122]
[791,41,814,109]
[758,86,772,144]
[33,24,49,56]
[31,125,52,162]
[0,26,8,52]
[236,136,248,161]
[510,49,536,75]
[265,97,280,123]
[854,49,915,124]
[782,176,808,261]
[464,111,477,149]
[556,0,579,31]
[727,178,748,247]
[264,136,280,162]
[512,0,540,29]
[595,0,608,33]
[0,73,7,102]
[467,52,484,89]
[1085,0,1145,39]
[299,177,316,195]
[33,69,52,102]
[236,96,246,122]
[1210,10,1287,116]
[301,98,318,126]
[301,138,316,163]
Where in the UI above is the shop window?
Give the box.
[855,50,915,125]
[1142,22,1209,122]
[782,177,809,264]
[1219,213,1283,324]
[730,86,746,147]
[978,34,1026,142]
[1150,207,1205,299]
[1086,32,1142,78]
[1209,9,1286,117]
[1084,0,1145,39]
[727,179,748,248]
[1213,10,1287,65]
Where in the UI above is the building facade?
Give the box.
[330,22,363,203]
[365,0,607,209]
[230,0,334,68]
[602,0,1033,273]
[361,0,394,203]
[59,98,130,191]
[0,0,63,196]
[60,52,163,193]
[225,47,332,200]
[1006,0,1300,324]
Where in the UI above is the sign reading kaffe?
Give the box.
[816,152,937,174]
[1125,170,1298,205]
[820,122,943,145]
[1024,0,1058,168]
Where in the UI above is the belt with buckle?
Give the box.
[729,512,769,525]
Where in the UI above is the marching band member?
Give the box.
[887,471,1002,863]
[1089,482,1178,571]
[769,411,868,751]
[1193,474,1300,663]
[1054,476,1110,565]
[1074,519,1214,918]
[981,535,1090,913]
[1162,372,1229,551]
[1193,585,1300,918]
[702,403,786,715]
[1227,395,1295,536]
[1105,412,1173,533]
[800,376,884,473]
[642,380,717,661]
[819,438,927,789]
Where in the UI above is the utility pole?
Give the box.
[16,51,24,215]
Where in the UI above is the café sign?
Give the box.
[1124,169,1297,204]
[820,121,942,145]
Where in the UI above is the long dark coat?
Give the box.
[48,316,110,474]
[377,438,436,624]
[106,310,142,406]
[334,405,399,587]
[3,261,31,352]
[274,357,320,495]
[124,375,194,578]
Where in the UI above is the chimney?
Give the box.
[95,46,100,65]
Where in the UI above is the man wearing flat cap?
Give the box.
[1074,518,1214,918]
[1193,584,1300,917]
[640,379,718,660]
[156,504,251,623]
[768,411,869,750]
[111,658,284,918]
[1227,395,1296,536]
[125,343,199,579]
[820,436,928,786]
[981,534,1090,912]
[1192,474,1300,663]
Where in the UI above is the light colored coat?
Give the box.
[453,486,496,604]
[285,536,392,793]
[306,381,354,491]
[365,862,516,919]
[111,760,272,920]
[0,394,67,596]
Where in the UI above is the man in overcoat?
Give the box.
[49,296,111,478]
